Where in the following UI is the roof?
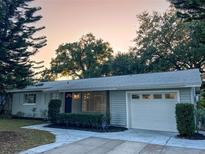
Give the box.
[8,69,202,93]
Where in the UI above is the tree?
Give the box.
[50,33,113,79]
[169,0,205,45]
[110,52,145,76]
[199,89,205,108]
[169,0,205,20]
[0,0,46,93]
[40,68,55,82]
[133,10,205,73]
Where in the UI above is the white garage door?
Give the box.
[129,91,179,132]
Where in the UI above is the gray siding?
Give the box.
[109,88,193,127]
[179,88,192,103]
[12,92,64,118]
[12,92,47,118]
[11,88,192,122]
[109,91,127,126]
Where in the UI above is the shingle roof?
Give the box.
[9,69,202,93]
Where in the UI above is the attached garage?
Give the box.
[127,91,180,132]
[10,69,201,133]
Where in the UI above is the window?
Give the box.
[72,93,82,113]
[51,93,59,99]
[153,94,162,99]
[82,92,91,112]
[24,94,36,104]
[94,95,105,112]
[82,92,106,113]
[73,93,81,100]
[132,94,140,99]
[165,93,177,100]
[130,91,178,102]
[142,94,151,99]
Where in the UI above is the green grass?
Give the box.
[0,118,55,154]
[0,119,44,130]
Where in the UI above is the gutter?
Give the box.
[46,84,202,93]
[7,83,202,93]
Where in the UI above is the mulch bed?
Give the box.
[176,133,205,140]
[46,124,127,132]
[0,131,24,154]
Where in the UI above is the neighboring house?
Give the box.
[8,69,202,132]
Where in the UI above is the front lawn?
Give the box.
[0,118,55,154]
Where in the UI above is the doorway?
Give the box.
[65,92,72,113]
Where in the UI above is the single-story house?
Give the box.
[8,69,202,132]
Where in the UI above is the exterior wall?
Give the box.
[180,88,192,103]
[12,92,64,118]
[109,88,193,127]
[11,91,109,118]
[11,88,193,122]
[109,91,127,126]
[60,92,65,113]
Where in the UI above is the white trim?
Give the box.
[61,92,65,113]
[125,91,129,128]
[23,103,36,106]
[127,90,180,94]
[182,84,202,88]
[177,91,180,103]
[8,84,201,93]
[23,93,37,105]
[191,87,194,104]
[127,90,180,103]
[191,87,197,105]
[44,92,47,105]
[125,90,180,129]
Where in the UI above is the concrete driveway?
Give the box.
[42,137,205,154]
[20,124,205,154]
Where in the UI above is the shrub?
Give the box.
[48,99,62,123]
[15,111,25,118]
[175,103,195,137]
[56,113,110,129]
[41,109,48,120]
[199,90,205,108]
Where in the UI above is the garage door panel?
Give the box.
[129,92,178,132]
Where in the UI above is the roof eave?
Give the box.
[45,84,202,93]
[7,89,45,93]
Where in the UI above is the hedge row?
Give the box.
[56,113,110,129]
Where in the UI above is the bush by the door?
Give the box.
[48,99,62,123]
[175,103,195,137]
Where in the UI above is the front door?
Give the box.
[65,92,72,113]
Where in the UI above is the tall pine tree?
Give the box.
[0,0,46,93]
[169,0,205,20]
[169,0,205,44]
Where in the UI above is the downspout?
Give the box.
[106,91,110,124]
[193,87,200,133]
[80,92,83,112]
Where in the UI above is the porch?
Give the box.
[58,91,109,115]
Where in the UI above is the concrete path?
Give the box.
[42,137,205,154]
[20,124,205,154]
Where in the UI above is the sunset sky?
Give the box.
[32,0,170,68]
